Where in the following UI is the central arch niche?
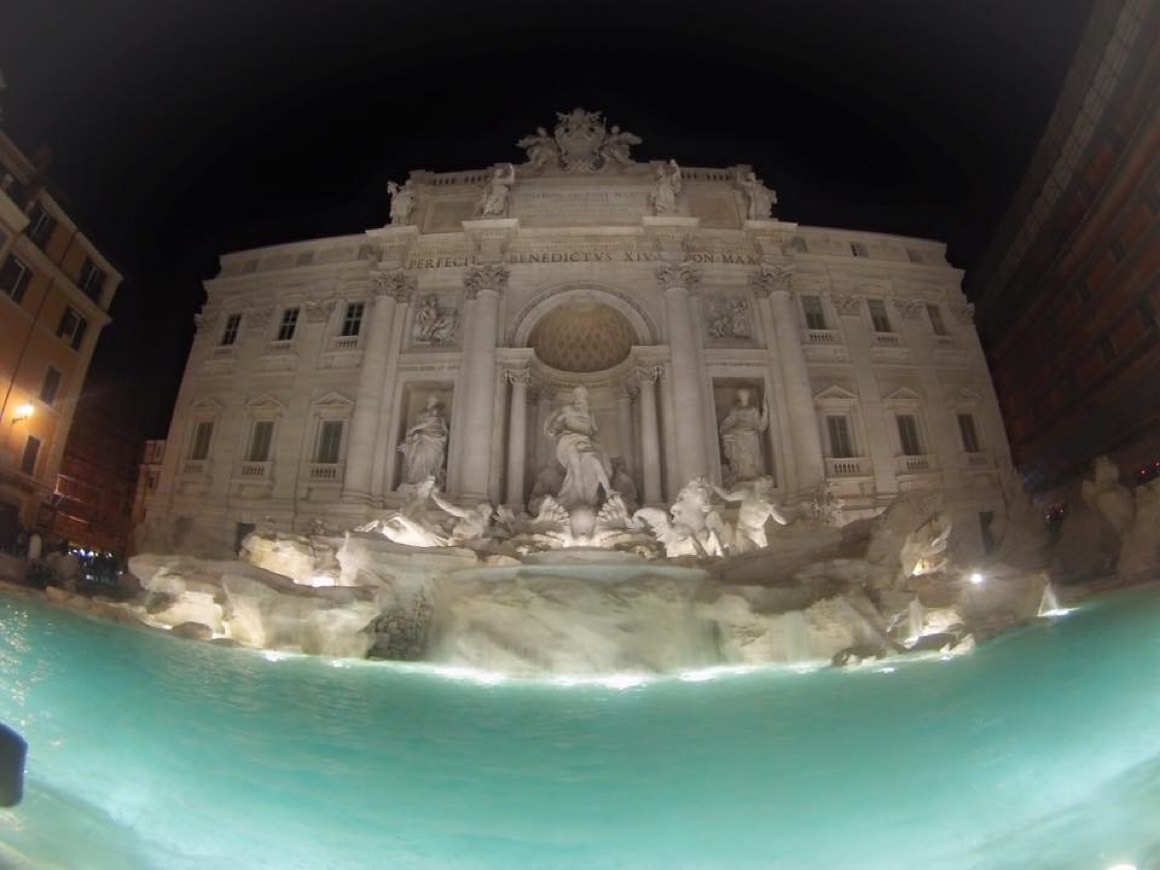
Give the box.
[527,301,637,373]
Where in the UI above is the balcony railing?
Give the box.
[873,333,901,347]
[240,461,271,479]
[332,335,360,350]
[825,456,868,477]
[806,329,838,344]
[896,454,933,474]
[182,460,208,476]
[308,462,342,481]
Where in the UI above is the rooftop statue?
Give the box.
[386,179,416,225]
[517,109,642,173]
[736,169,777,221]
[649,160,682,215]
[476,163,516,218]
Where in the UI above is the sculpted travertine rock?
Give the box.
[1081,455,1134,535]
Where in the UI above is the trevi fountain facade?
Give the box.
[125,109,1062,675]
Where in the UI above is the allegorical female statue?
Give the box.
[543,386,613,510]
[398,395,449,486]
[719,388,768,482]
[476,163,516,218]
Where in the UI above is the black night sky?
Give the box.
[0,0,1093,441]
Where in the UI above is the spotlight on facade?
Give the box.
[11,403,34,424]
[969,572,985,586]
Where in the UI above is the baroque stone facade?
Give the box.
[141,110,1011,556]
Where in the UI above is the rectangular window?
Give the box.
[79,257,106,302]
[247,420,274,462]
[56,307,88,350]
[850,242,869,257]
[316,420,343,464]
[801,295,827,330]
[276,307,300,342]
[221,313,242,346]
[20,436,41,475]
[926,303,947,336]
[0,255,32,303]
[189,421,214,461]
[341,302,365,337]
[26,202,57,249]
[826,415,855,458]
[897,414,923,456]
[40,366,61,404]
[868,299,892,333]
[957,413,981,453]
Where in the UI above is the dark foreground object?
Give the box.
[0,721,26,806]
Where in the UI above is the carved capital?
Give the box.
[635,364,664,385]
[372,267,416,301]
[893,298,925,320]
[464,263,510,299]
[504,367,531,387]
[303,298,336,323]
[749,263,794,297]
[830,293,864,316]
[655,261,700,292]
[622,381,640,401]
[950,301,975,324]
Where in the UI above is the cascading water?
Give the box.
[908,598,925,642]
[1039,583,1064,616]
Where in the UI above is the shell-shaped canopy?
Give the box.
[528,301,636,373]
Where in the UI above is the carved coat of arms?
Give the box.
[517,109,642,173]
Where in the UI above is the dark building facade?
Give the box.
[969,0,1159,494]
[9,6,1150,554]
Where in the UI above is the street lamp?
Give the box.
[10,404,33,424]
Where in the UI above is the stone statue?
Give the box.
[610,458,639,513]
[476,163,516,218]
[1081,455,1135,535]
[431,491,493,545]
[737,169,776,221]
[600,125,642,167]
[387,179,416,225]
[543,386,614,510]
[649,160,682,215]
[398,396,449,486]
[707,297,751,339]
[516,127,559,171]
[719,388,769,482]
[411,294,458,345]
[713,476,787,552]
[358,476,450,548]
[633,477,729,558]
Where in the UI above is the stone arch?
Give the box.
[508,283,659,349]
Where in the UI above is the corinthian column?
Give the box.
[753,263,825,492]
[636,365,663,505]
[458,263,508,499]
[504,367,530,508]
[343,270,413,501]
[656,261,709,485]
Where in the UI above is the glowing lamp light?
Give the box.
[11,403,34,423]
[969,572,985,586]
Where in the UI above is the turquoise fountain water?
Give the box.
[1,586,1159,869]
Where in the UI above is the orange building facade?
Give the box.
[0,129,120,549]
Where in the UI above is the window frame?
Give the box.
[40,366,62,405]
[0,254,32,303]
[957,412,982,453]
[824,414,856,459]
[247,419,275,462]
[26,202,57,249]
[896,413,924,457]
[315,419,344,465]
[56,307,88,350]
[20,436,41,476]
[801,294,827,331]
[276,307,300,342]
[926,303,948,336]
[79,257,106,302]
[220,313,242,346]
[340,301,365,338]
[189,420,215,462]
[867,299,893,333]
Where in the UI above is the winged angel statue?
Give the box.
[517,109,642,173]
